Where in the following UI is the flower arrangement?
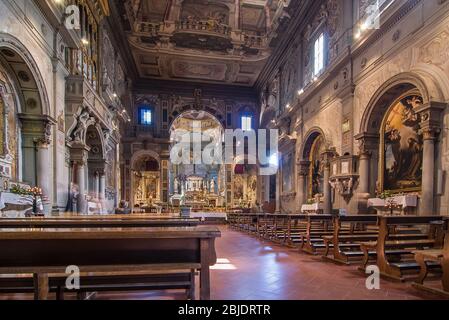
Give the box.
[378,190,393,200]
[29,187,43,197]
[9,185,42,196]
[306,198,315,205]
[9,184,44,215]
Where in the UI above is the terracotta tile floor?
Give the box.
[1,225,447,300]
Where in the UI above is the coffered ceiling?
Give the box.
[111,0,295,87]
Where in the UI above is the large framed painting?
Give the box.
[380,91,423,192]
[282,153,294,193]
[308,135,326,198]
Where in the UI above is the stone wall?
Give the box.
[259,0,449,215]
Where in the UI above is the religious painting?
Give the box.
[282,153,294,193]
[233,175,243,200]
[247,175,257,204]
[308,135,326,198]
[381,93,423,192]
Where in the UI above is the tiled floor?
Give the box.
[206,225,445,300]
[0,225,447,300]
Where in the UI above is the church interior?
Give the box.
[0,0,449,302]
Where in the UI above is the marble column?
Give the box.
[100,172,106,199]
[35,140,52,215]
[358,153,371,194]
[420,129,438,215]
[275,171,281,213]
[18,115,55,214]
[323,161,332,214]
[94,172,100,200]
[416,102,446,215]
[264,175,270,203]
[297,160,310,211]
[321,150,335,215]
[77,161,87,214]
[354,133,379,213]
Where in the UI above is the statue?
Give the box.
[72,110,91,142]
[174,178,179,194]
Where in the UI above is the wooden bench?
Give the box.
[323,215,431,265]
[411,218,449,296]
[0,270,196,300]
[322,215,378,263]
[0,226,220,300]
[359,215,444,281]
[0,217,200,228]
[299,215,334,254]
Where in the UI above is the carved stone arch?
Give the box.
[359,72,435,135]
[130,149,161,171]
[85,123,105,161]
[411,65,449,101]
[169,108,225,130]
[0,33,50,116]
[300,127,331,160]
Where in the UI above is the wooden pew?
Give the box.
[0,217,200,228]
[0,216,201,299]
[322,215,427,265]
[412,218,449,296]
[301,215,334,254]
[0,226,220,300]
[359,215,444,281]
[322,215,378,263]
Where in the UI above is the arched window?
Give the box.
[241,115,252,131]
[138,105,153,125]
[313,33,325,76]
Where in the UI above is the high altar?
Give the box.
[171,174,222,210]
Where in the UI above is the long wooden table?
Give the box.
[0,226,220,300]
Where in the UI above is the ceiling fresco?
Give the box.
[113,0,293,86]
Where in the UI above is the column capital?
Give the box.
[354,132,379,157]
[320,148,337,168]
[297,160,310,177]
[33,137,51,149]
[68,142,90,165]
[416,101,446,133]
[420,126,441,141]
[19,114,56,147]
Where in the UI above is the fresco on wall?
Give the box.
[382,94,423,191]
[282,153,294,192]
